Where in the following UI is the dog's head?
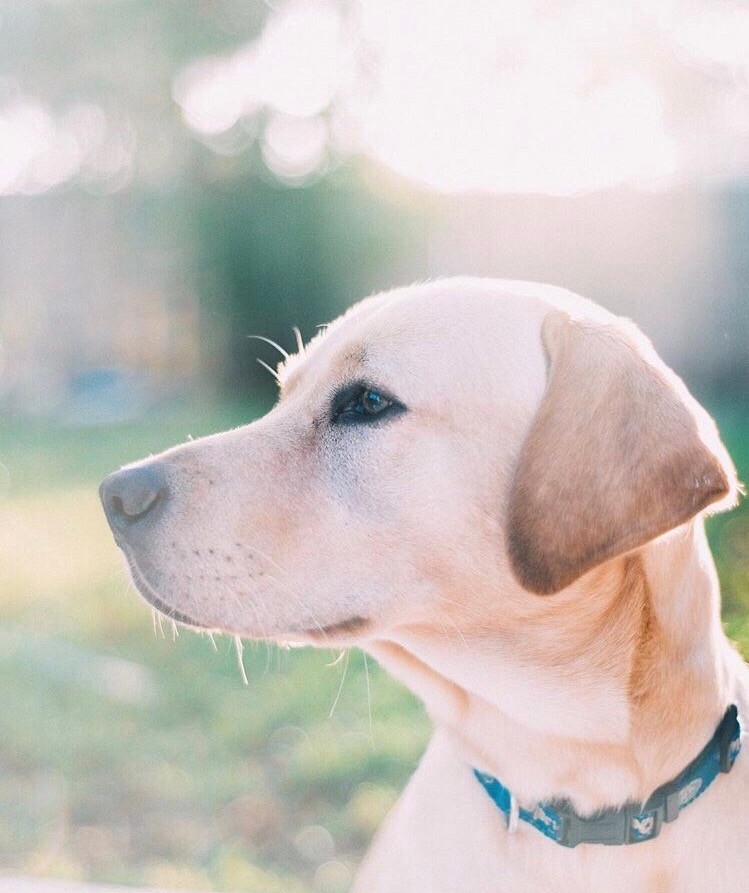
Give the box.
[100,279,737,646]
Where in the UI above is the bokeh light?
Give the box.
[169,0,749,193]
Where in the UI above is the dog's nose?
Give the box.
[100,465,166,529]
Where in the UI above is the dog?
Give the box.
[101,278,747,892]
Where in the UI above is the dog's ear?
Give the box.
[507,310,738,595]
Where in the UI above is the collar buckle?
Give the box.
[558,805,630,848]
[560,801,667,848]
[663,786,681,823]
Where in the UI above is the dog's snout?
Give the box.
[100,465,166,530]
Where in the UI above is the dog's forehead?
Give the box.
[280,279,560,403]
[279,290,415,395]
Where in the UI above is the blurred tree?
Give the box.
[195,166,431,397]
[0,1,433,400]
[0,1,269,188]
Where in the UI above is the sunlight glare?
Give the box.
[262,112,328,180]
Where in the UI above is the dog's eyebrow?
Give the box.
[281,343,369,397]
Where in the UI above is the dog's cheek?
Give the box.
[320,425,406,521]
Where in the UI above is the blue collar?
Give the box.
[474,704,742,848]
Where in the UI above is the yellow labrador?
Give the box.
[101,279,747,893]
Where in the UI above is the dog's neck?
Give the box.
[368,520,736,815]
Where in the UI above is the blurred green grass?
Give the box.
[0,398,746,891]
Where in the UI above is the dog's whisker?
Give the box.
[292,325,305,355]
[247,333,289,359]
[284,585,328,638]
[328,648,350,718]
[234,634,249,685]
[245,568,296,632]
[245,542,293,583]
[256,358,281,383]
[440,614,470,650]
[327,649,347,668]
[437,593,488,621]
[435,618,458,649]
[363,651,374,749]
[231,540,312,634]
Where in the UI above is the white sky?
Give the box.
[3,0,749,195]
[173,0,749,194]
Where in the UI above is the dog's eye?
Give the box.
[332,384,405,425]
[360,389,389,414]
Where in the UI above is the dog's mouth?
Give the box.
[124,549,372,641]
[305,615,371,640]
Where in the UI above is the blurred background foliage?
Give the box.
[0,0,748,890]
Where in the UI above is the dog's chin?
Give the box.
[124,555,214,630]
[122,551,373,643]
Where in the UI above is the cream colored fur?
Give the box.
[108,279,748,892]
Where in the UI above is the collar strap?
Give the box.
[474,704,742,848]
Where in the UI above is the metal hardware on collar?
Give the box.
[474,704,742,848]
